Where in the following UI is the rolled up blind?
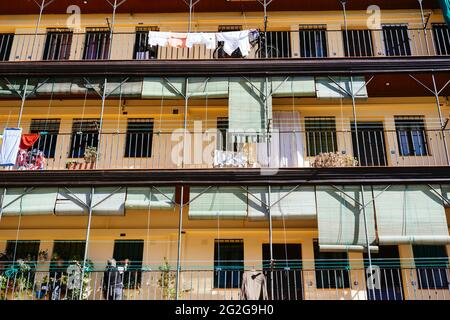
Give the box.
[142,77,185,99]
[271,77,316,97]
[373,184,450,245]
[316,76,368,99]
[55,187,90,215]
[188,77,229,98]
[92,187,126,216]
[316,185,377,252]
[248,186,316,220]
[188,186,247,219]
[125,187,176,210]
[2,187,58,216]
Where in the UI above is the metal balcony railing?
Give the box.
[1,27,449,62]
[2,128,449,171]
[0,267,449,300]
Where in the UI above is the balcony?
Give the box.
[1,128,449,172]
[1,27,449,63]
[1,266,449,300]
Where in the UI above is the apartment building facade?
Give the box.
[0,0,449,301]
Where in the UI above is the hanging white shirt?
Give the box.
[186,33,216,49]
[0,128,22,166]
[215,30,251,57]
[148,31,171,47]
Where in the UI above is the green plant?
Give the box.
[65,160,79,169]
[83,147,98,163]
[157,258,190,300]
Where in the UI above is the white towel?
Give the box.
[215,30,251,56]
[0,128,22,166]
[186,33,216,49]
[148,31,171,47]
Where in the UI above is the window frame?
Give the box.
[214,239,244,289]
[0,33,14,61]
[29,119,61,159]
[313,240,351,289]
[112,239,144,287]
[342,28,374,57]
[134,26,159,60]
[432,23,450,56]
[69,119,100,159]
[412,245,449,290]
[83,28,111,60]
[305,117,338,157]
[42,28,73,61]
[394,116,429,157]
[382,24,412,57]
[298,24,328,58]
[124,118,154,158]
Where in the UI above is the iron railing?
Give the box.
[1,27,449,62]
[0,267,448,300]
[2,128,449,171]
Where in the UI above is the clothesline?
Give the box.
[147,29,260,57]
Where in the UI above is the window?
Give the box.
[305,117,338,156]
[432,23,450,55]
[214,239,244,289]
[113,240,144,286]
[124,119,154,158]
[69,119,100,158]
[217,117,229,151]
[313,240,350,289]
[299,25,328,58]
[382,24,411,56]
[134,26,159,60]
[83,28,110,60]
[0,33,14,61]
[43,29,73,60]
[216,25,243,58]
[394,116,429,156]
[343,29,374,57]
[30,119,61,158]
[413,245,449,289]
[5,240,40,262]
[258,31,291,58]
[50,240,86,274]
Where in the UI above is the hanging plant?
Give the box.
[83,147,98,164]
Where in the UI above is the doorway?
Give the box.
[351,122,387,166]
[262,244,303,300]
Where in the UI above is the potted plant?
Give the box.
[66,160,80,170]
[157,257,190,300]
[83,147,98,169]
[311,152,359,168]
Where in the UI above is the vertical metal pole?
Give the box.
[263,0,268,58]
[176,78,189,299]
[432,74,450,165]
[359,185,375,298]
[188,0,193,33]
[341,0,351,56]
[267,184,274,299]
[350,77,361,162]
[30,0,45,61]
[418,0,430,55]
[17,79,29,127]
[96,78,108,168]
[108,0,118,60]
[0,188,6,223]
[79,186,94,300]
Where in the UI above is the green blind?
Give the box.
[142,77,185,99]
[316,76,368,99]
[54,187,90,216]
[92,187,126,216]
[373,184,450,245]
[2,187,58,216]
[248,186,316,220]
[271,76,316,97]
[125,187,175,210]
[189,186,247,219]
[229,77,272,141]
[316,185,377,252]
[188,77,229,98]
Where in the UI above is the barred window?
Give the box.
[125,119,154,158]
[134,26,159,60]
[305,117,338,156]
[299,25,328,58]
[343,29,374,57]
[69,119,100,158]
[214,239,244,289]
[0,34,14,61]
[30,119,61,158]
[394,116,429,156]
[432,23,450,55]
[83,28,110,60]
[43,28,73,60]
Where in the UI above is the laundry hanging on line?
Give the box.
[0,128,22,166]
[147,29,259,57]
[19,133,40,150]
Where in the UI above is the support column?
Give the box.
[79,187,94,300]
[431,74,450,166]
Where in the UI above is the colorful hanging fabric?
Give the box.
[19,133,40,150]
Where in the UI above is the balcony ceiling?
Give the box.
[3,0,440,15]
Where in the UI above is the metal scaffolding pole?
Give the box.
[431,74,450,165]
[79,186,95,300]
[340,0,350,57]
[17,79,29,128]
[418,0,431,55]
[105,0,127,60]
[30,0,55,61]
[183,0,201,32]
[175,78,190,299]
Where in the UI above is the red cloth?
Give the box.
[19,133,40,150]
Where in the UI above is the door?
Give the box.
[351,122,387,166]
[364,246,404,300]
[262,244,303,300]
